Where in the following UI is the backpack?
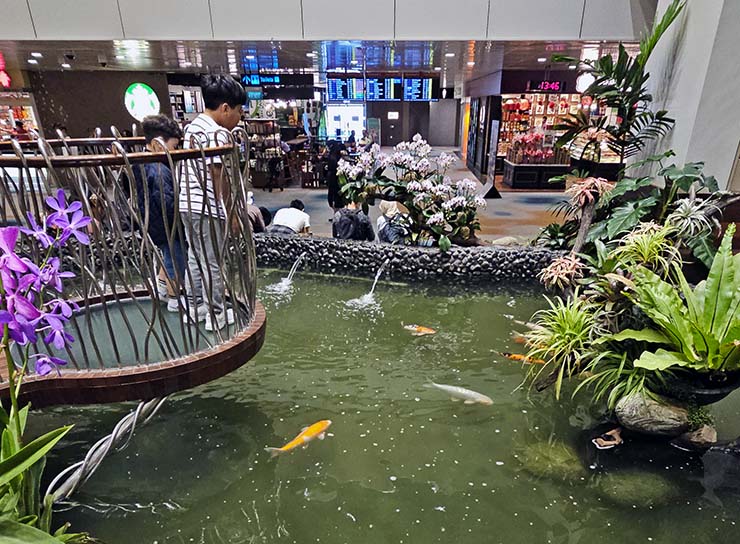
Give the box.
[380,213,409,244]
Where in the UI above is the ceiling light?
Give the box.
[27,59,38,65]
[245,55,255,60]
[306,52,316,58]
[445,52,455,57]
[61,63,71,69]
[350,60,359,65]
[115,54,125,60]
[568,64,577,70]
[31,52,42,58]
[467,61,475,66]
[434,66,442,71]
[537,57,547,63]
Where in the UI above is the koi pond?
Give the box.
[33,270,740,543]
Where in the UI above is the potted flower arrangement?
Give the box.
[338,135,486,251]
[0,190,97,542]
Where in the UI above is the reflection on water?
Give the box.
[32,271,740,543]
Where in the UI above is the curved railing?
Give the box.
[0,129,263,405]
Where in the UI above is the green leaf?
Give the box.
[703,224,737,339]
[625,150,676,171]
[438,235,451,252]
[687,233,717,269]
[633,349,691,371]
[605,197,657,238]
[604,176,655,202]
[0,427,72,489]
[0,520,64,543]
[605,328,671,344]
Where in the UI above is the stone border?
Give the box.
[255,235,561,282]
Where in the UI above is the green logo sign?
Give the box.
[124,82,160,121]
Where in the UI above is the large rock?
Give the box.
[671,425,718,451]
[615,392,689,436]
[596,471,681,507]
[517,439,588,482]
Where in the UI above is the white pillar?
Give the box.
[647,0,740,189]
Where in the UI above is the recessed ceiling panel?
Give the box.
[0,0,36,39]
[395,0,489,40]
[581,0,653,40]
[303,0,395,39]
[119,0,212,40]
[488,0,585,40]
[211,0,303,40]
[28,0,123,39]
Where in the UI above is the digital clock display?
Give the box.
[527,80,566,92]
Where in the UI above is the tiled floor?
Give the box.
[252,147,563,242]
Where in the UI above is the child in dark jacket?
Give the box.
[133,115,185,312]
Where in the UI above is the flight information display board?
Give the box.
[366,77,402,101]
[403,78,438,101]
[327,78,364,101]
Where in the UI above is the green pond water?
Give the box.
[32,270,740,543]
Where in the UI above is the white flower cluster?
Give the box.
[337,158,367,181]
[441,195,468,210]
[427,212,445,225]
[437,152,457,171]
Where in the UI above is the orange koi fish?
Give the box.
[265,420,332,458]
[403,324,436,336]
[499,352,546,365]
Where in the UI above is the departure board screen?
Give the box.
[327,78,364,101]
[403,78,438,101]
[366,77,402,101]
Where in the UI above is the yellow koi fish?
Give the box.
[500,352,546,365]
[265,419,332,458]
[403,324,436,336]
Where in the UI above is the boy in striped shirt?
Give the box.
[180,75,245,331]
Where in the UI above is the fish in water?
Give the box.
[265,420,332,458]
[424,382,493,405]
[403,323,436,336]
[499,352,546,365]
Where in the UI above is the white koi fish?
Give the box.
[424,382,493,405]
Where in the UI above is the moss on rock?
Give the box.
[517,440,588,481]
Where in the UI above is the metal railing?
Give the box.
[0,129,257,372]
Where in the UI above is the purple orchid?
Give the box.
[31,353,67,376]
[0,311,38,345]
[43,314,74,350]
[38,258,75,293]
[20,212,54,248]
[59,210,92,246]
[45,189,82,227]
[0,227,29,274]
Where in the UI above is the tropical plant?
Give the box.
[338,136,485,250]
[575,352,674,409]
[611,222,682,276]
[552,0,685,166]
[609,224,740,373]
[533,221,577,250]
[537,254,584,291]
[0,191,97,543]
[524,293,604,399]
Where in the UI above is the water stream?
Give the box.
[36,271,740,543]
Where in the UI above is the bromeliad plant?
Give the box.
[610,224,740,374]
[0,190,96,543]
[338,135,485,250]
